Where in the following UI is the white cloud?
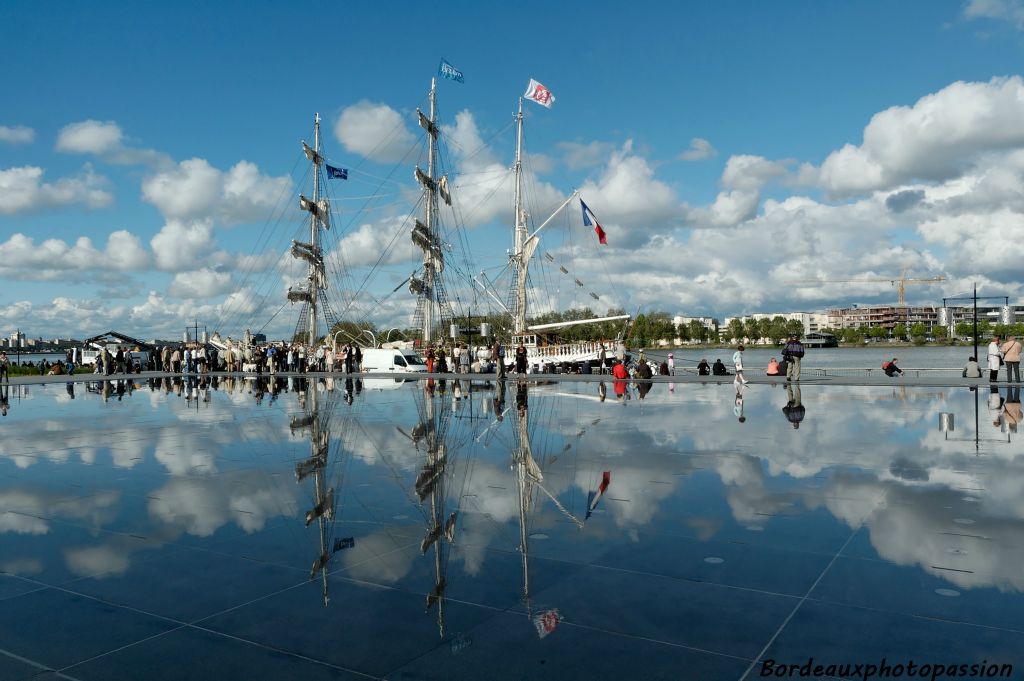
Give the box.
[0,231,148,281]
[0,125,34,144]
[168,268,234,299]
[142,158,291,223]
[150,219,215,271]
[56,119,170,167]
[0,165,112,214]
[815,76,1024,196]
[678,137,717,161]
[334,100,416,163]
[558,140,616,169]
[964,0,1024,29]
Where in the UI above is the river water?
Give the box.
[647,345,982,369]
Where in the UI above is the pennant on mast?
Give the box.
[524,78,555,108]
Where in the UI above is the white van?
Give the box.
[360,348,428,373]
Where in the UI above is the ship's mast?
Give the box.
[308,114,321,347]
[513,99,527,335]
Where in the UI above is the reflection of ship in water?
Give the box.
[293,376,351,606]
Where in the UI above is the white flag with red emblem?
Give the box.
[524,79,555,108]
[533,608,564,638]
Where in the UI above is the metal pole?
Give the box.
[513,98,526,334]
[973,282,978,362]
[423,80,438,343]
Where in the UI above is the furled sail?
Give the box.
[415,166,436,192]
[438,174,451,206]
[302,141,322,165]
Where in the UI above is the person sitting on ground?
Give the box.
[712,359,729,376]
[883,358,903,377]
[612,360,629,380]
[697,359,710,376]
[766,357,780,376]
[47,361,64,376]
[963,356,982,379]
[636,361,653,379]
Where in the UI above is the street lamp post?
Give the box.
[943,285,1008,361]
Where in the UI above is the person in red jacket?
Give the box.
[612,360,629,379]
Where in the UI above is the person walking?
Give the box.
[733,345,749,385]
[1001,335,1021,383]
[783,335,805,382]
[987,335,1004,382]
[667,353,675,376]
[459,344,471,374]
[493,340,506,378]
[0,351,9,383]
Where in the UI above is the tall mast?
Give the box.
[513,99,527,335]
[412,79,446,343]
[309,113,321,347]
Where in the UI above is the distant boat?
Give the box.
[803,332,838,348]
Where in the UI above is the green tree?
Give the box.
[785,319,804,338]
[892,323,907,339]
[869,326,887,340]
[932,325,948,341]
[688,320,708,343]
[910,322,927,338]
[727,319,745,342]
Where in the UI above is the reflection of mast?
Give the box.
[295,384,335,606]
[415,386,457,638]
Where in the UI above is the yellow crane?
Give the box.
[790,269,945,306]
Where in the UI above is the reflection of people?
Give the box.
[637,380,653,400]
[987,336,1003,382]
[712,359,729,376]
[989,386,1005,427]
[613,379,628,403]
[733,386,745,423]
[783,383,805,429]
[766,357,780,376]
[962,356,982,378]
[1004,387,1021,432]
[697,359,710,376]
[0,385,8,416]
[598,381,607,402]
[493,378,506,420]
[516,380,528,416]
[883,358,903,377]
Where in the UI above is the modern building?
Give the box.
[722,312,829,336]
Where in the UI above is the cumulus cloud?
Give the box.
[334,100,417,164]
[678,137,717,161]
[0,165,112,214]
[814,76,1024,196]
[56,119,170,167]
[964,0,1024,29]
[142,158,291,223]
[168,268,234,299]
[150,219,215,271]
[0,125,34,144]
[0,231,148,281]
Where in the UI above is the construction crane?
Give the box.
[789,268,945,306]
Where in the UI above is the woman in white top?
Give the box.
[987,335,1003,382]
[732,345,749,385]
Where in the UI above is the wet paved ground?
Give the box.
[1,376,1023,680]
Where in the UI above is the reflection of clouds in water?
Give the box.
[0,417,146,470]
[148,471,297,537]
[64,543,131,578]
[0,488,120,535]
[0,557,42,576]
[341,531,416,583]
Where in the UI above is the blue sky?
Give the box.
[2,0,1024,340]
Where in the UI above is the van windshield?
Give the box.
[404,353,426,366]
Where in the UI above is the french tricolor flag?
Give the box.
[581,199,608,245]
[586,471,612,520]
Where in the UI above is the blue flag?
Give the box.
[326,164,348,180]
[438,58,464,84]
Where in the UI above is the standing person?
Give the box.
[493,340,506,378]
[987,335,1003,382]
[344,344,354,374]
[598,344,607,375]
[2,351,10,383]
[783,335,805,382]
[732,345,749,385]
[452,343,462,373]
[1001,335,1021,383]
[515,342,528,375]
[354,345,362,373]
[667,352,675,376]
[459,343,471,374]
